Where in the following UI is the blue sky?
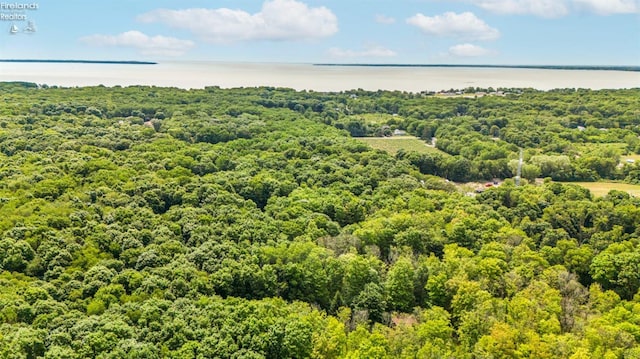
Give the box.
[1,0,639,65]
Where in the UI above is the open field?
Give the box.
[345,113,404,125]
[572,143,638,164]
[621,154,640,163]
[573,143,626,155]
[356,136,447,156]
[573,142,627,153]
[570,181,640,197]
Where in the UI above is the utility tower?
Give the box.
[516,149,523,186]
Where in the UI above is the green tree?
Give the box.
[385,257,416,312]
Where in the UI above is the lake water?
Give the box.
[2,61,639,92]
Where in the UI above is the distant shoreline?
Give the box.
[2,61,639,91]
[314,63,640,72]
[2,60,636,71]
[0,59,157,65]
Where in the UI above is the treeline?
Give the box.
[0,83,639,358]
[334,88,640,182]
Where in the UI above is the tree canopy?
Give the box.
[0,82,639,358]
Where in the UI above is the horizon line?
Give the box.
[0,59,157,65]
[2,59,639,72]
[313,63,640,72]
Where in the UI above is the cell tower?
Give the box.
[516,149,523,186]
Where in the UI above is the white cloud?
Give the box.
[573,0,639,15]
[461,0,639,17]
[407,12,500,41]
[449,43,492,57]
[375,14,396,24]
[465,0,569,18]
[328,44,397,58]
[80,31,195,56]
[137,0,338,43]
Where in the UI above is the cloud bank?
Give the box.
[462,0,638,17]
[407,12,500,41]
[573,0,639,15]
[137,0,338,43]
[80,31,195,56]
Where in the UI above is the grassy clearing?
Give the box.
[573,143,638,163]
[573,143,626,155]
[356,136,447,156]
[570,181,640,197]
[621,154,640,162]
[345,114,404,125]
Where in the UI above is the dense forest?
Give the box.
[0,82,639,358]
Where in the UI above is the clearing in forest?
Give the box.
[571,181,640,197]
[621,154,640,163]
[356,136,447,156]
